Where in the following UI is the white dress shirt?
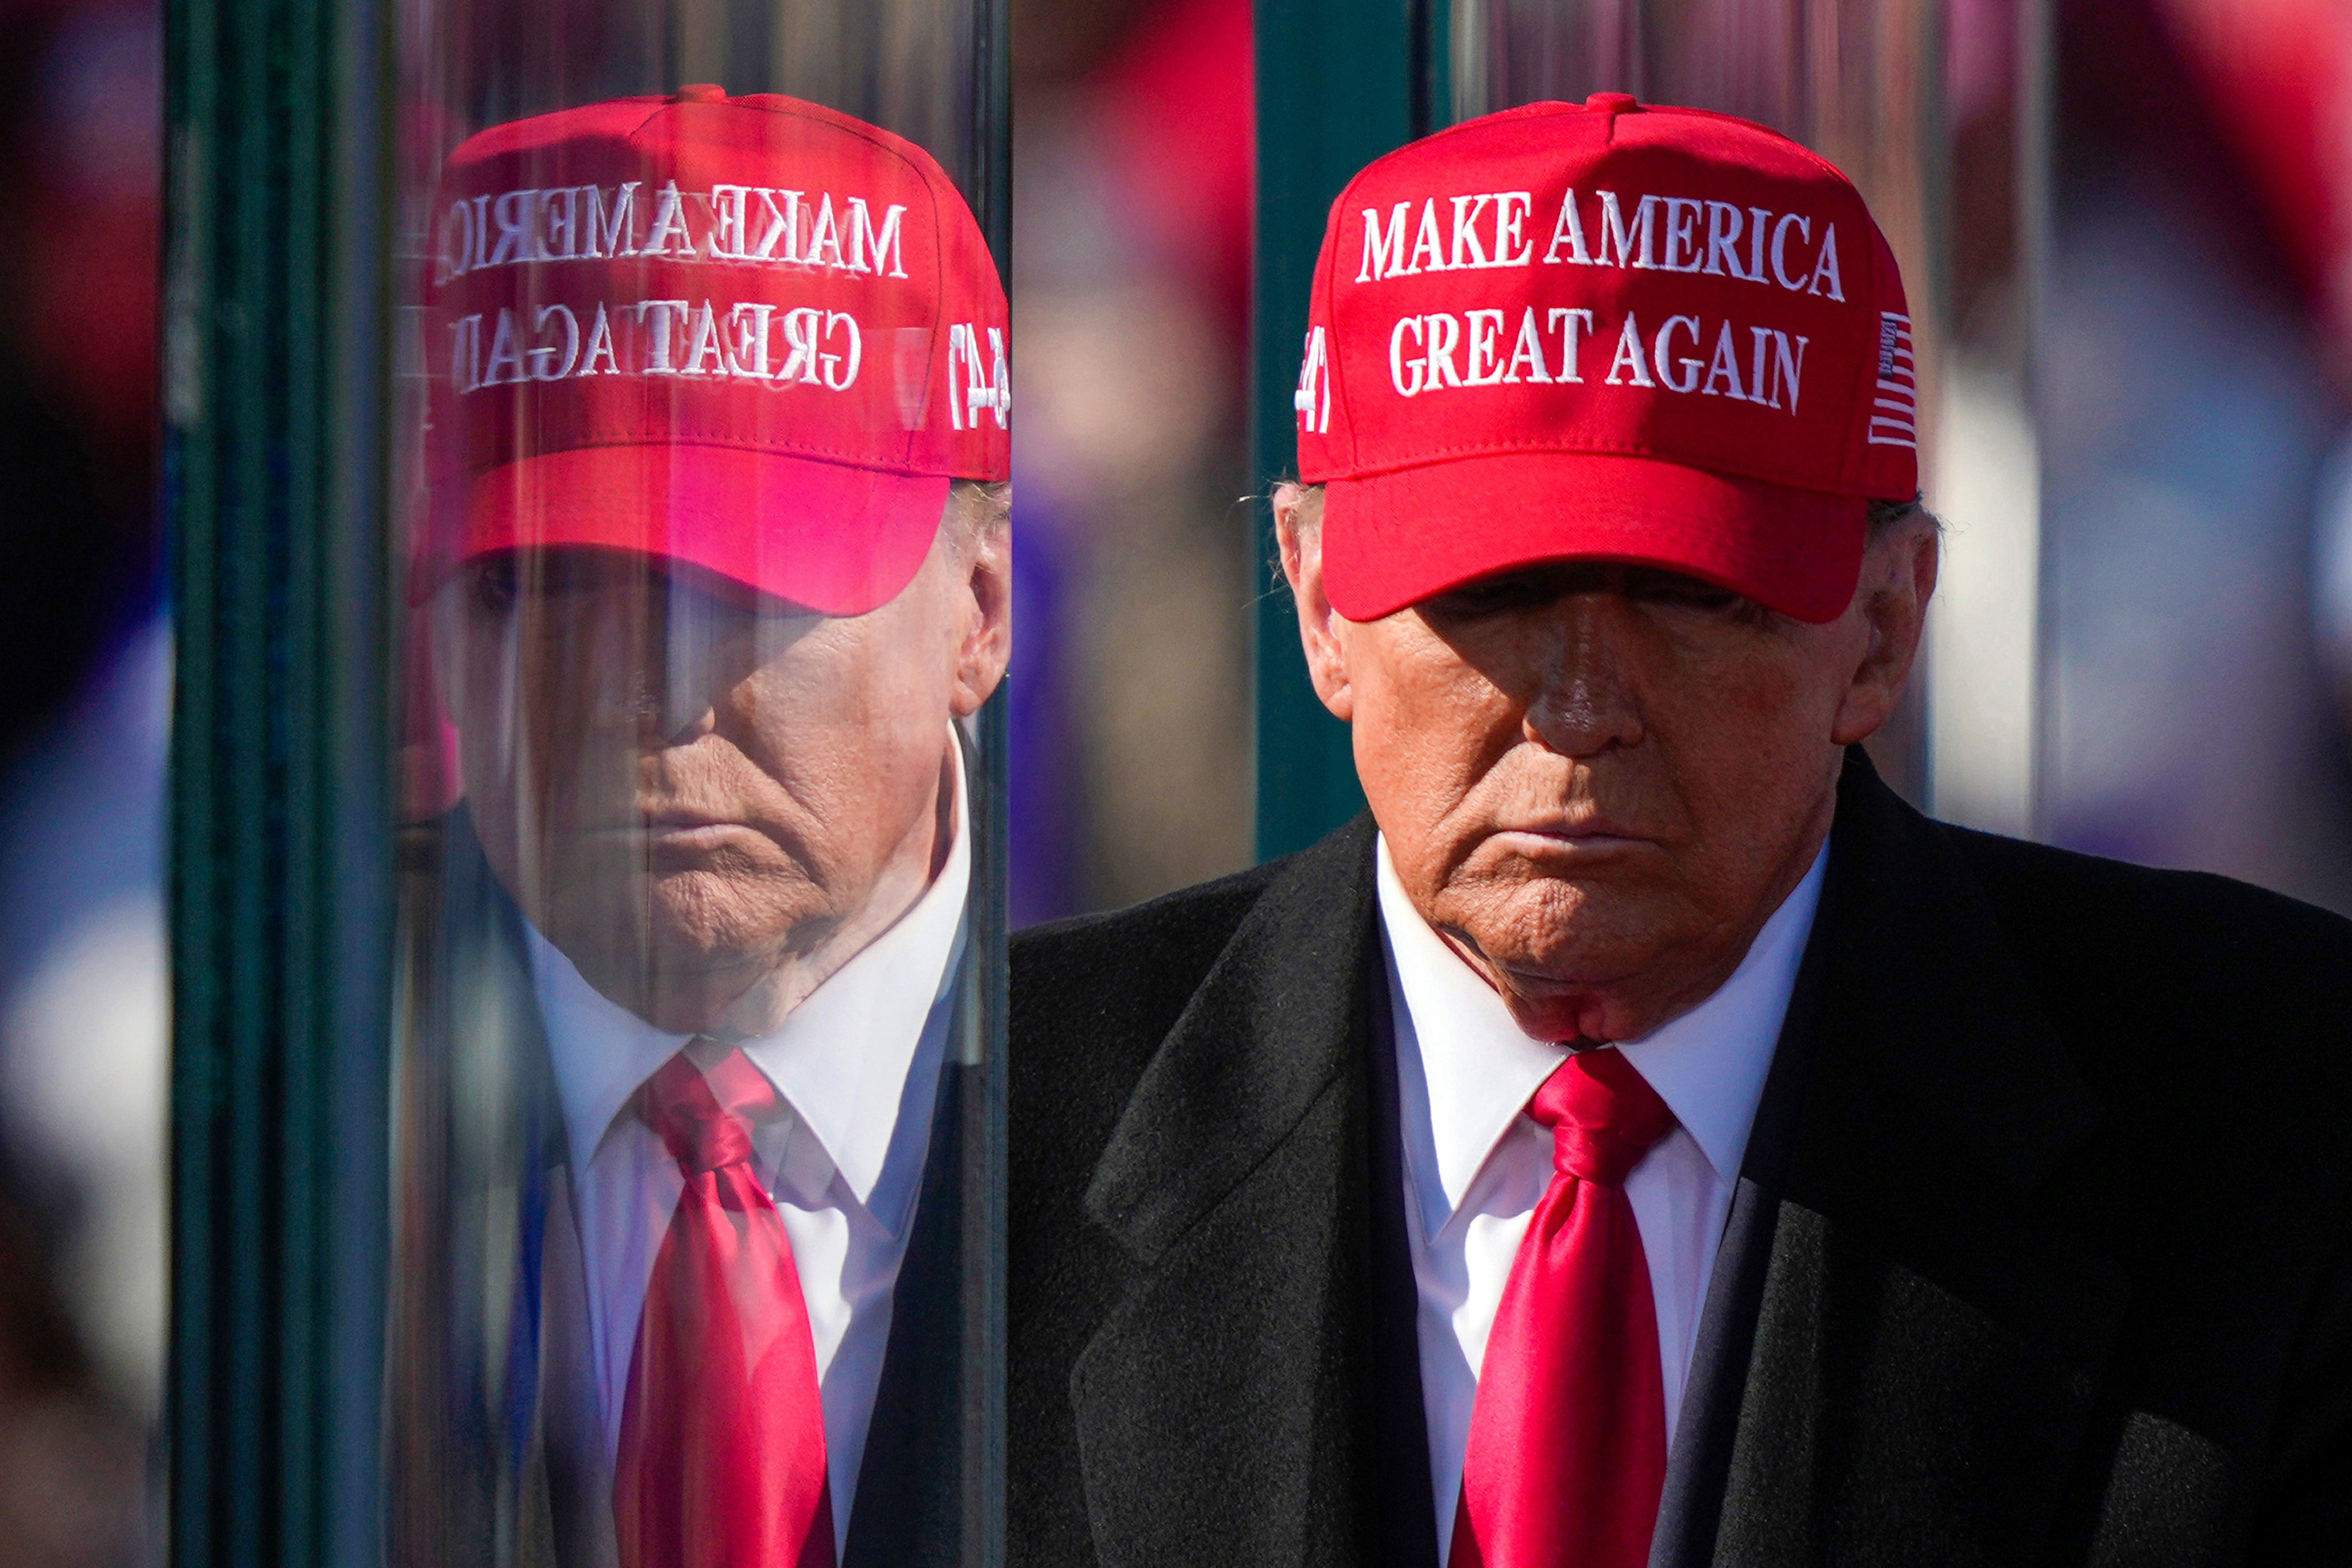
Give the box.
[527,742,971,1555]
[1374,833,1825,1556]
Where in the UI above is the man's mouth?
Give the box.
[1489,818,1658,853]
[580,810,755,851]
[642,808,725,830]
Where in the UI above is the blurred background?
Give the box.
[1007,0,1256,921]
[0,0,164,1559]
[4,0,2352,1559]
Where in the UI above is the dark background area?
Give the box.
[0,0,163,1560]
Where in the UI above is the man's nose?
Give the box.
[554,595,721,743]
[1521,596,1644,758]
[648,601,728,744]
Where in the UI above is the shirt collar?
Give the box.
[531,732,971,1235]
[1376,832,1825,1235]
[531,921,690,1196]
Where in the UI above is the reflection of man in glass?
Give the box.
[415,88,1008,1568]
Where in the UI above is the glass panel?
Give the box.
[1447,0,1998,810]
[384,3,1008,1561]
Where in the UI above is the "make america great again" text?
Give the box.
[1297,184,1856,427]
[1353,186,1846,298]
[436,180,912,283]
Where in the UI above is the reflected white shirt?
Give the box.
[1374,833,1824,1555]
[528,744,970,1555]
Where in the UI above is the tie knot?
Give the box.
[635,1046,784,1175]
[1527,1048,1678,1187]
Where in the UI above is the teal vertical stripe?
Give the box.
[165,0,392,1556]
[1250,0,1447,862]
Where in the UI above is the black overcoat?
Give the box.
[1010,750,2352,1566]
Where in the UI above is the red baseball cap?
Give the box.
[1293,94,1917,623]
[420,87,1010,613]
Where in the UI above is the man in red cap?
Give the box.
[394,88,1008,1568]
[1010,96,2352,1566]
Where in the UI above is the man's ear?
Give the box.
[1276,485,1355,723]
[950,492,1012,717]
[1829,516,1940,746]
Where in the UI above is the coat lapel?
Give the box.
[388,806,609,1568]
[1649,858,1837,1568]
[454,808,617,1568]
[1697,753,2130,1566]
[843,723,990,1568]
[1073,817,1388,1568]
[841,1050,977,1568]
[535,1166,620,1568]
[1362,972,1442,1568]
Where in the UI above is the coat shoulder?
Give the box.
[1011,857,1291,1055]
[1008,821,1377,1226]
[1949,824,2352,1002]
[1947,824,2352,1167]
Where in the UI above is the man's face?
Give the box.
[437,498,1009,1034]
[1284,496,1935,1043]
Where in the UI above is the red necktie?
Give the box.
[1450,1047,1679,1568]
[614,1048,836,1568]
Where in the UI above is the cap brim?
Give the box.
[1320,451,1867,624]
[419,443,952,615]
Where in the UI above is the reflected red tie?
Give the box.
[615,1048,835,1568]
[1450,1048,1679,1568]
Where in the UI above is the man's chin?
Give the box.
[543,937,750,1028]
[1442,885,1704,1035]
[543,863,816,945]
[1443,875,1662,960]
[530,902,800,1029]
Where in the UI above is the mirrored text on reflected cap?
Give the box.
[422,86,1010,613]
[1293,92,1918,624]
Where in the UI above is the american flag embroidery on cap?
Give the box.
[1295,325,1331,436]
[1868,312,1917,448]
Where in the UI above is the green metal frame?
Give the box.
[1251,0,1447,861]
[164,0,392,1555]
